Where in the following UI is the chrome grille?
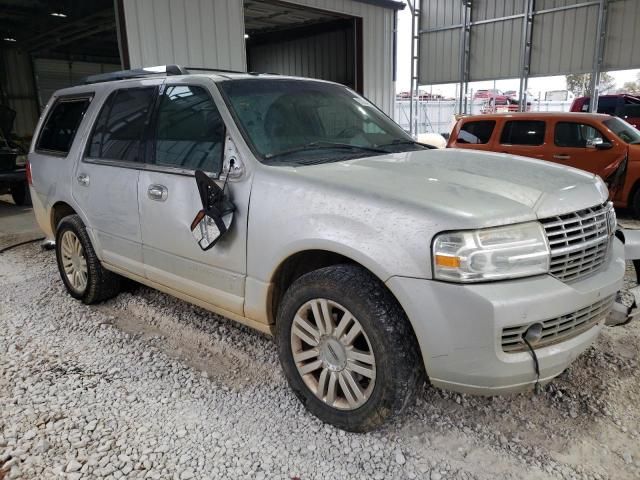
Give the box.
[501,295,614,353]
[540,202,613,282]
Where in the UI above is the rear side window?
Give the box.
[457,120,495,144]
[596,97,619,115]
[37,98,91,154]
[87,87,156,162]
[500,120,545,146]
[554,122,605,148]
[152,85,225,172]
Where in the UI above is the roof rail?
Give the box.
[185,66,250,75]
[83,65,187,84]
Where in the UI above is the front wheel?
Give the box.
[276,264,423,432]
[631,188,640,219]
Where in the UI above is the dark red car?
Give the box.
[571,94,640,129]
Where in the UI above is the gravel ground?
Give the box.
[1,241,640,480]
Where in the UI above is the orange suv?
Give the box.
[447,112,640,216]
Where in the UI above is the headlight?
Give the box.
[433,221,550,282]
[15,154,27,167]
[607,203,617,234]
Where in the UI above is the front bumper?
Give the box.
[386,238,625,395]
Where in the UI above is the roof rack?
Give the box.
[82,64,277,85]
[185,66,251,75]
[83,65,188,84]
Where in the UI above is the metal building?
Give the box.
[411,0,640,117]
[0,0,404,139]
[122,0,404,115]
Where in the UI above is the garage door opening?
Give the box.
[0,0,123,137]
[244,0,363,93]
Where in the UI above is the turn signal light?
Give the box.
[435,255,460,268]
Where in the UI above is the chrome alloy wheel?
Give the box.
[291,299,376,410]
[60,230,88,293]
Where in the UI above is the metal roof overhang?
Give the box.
[355,0,406,10]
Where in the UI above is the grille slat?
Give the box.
[540,202,614,282]
[501,295,614,353]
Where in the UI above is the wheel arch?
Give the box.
[51,201,78,233]
[268,249,422,360]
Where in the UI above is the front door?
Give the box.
[548,120,626,181]
[73,81,161,276]
[496,119,547,159]
[138,78,249,315]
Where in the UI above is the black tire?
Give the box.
[55,214,121,304]
[276,264,423,432]
[10,181,31,206]
[631,188,640,220]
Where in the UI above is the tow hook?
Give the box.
[607,286,640,327]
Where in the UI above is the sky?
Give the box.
[395,6,639,97]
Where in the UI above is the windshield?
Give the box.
[219,79,426,165]
[604,117,640,144]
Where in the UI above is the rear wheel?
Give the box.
[55,215,121,304]
[10,181,31,206]
[276,264,423,432]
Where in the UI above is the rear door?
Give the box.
[497,119,546,159]
[549,119,625,179]
[73,80,161,277]
[137,77,249,315]
[448,119,497,151]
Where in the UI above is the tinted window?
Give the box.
[554,122,605,148]
[500,120,545,146]
[622,104,640,118]
[457,121,495,144]
[37,98,91,154]
[88,87,156,162]
[153,85,224,172]
[596,97,619,115]
[604,117,640,144]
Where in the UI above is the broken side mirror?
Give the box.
[190,170,235,250]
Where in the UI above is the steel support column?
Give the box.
[589,0,608,112]
[408,0,420,136]
[518,0,535,111]
[457,0,471,114]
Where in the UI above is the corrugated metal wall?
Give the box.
[33,59,120,107]
[248,28,355,87]
[418,0,463,84]
[123,0,396,115]
[0,48,39,139]
[604,0,640,72]
[530,3,599,76]
[123,0,246,71]
[290,0,396,114]
[418,0,640,85]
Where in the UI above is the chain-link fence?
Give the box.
[394,99,574,136]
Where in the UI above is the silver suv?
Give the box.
[29,66,625,431]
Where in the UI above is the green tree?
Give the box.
[622,73,640,94]
[566,72,615,96]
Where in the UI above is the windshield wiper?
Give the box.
[265,142,388,160]
[377,139,437,150]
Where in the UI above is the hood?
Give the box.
[289,148,608,228]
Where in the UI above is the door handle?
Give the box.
[77,173,90,187]
[553,154,571,160]
[147,184,168,201]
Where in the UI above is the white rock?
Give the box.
[66,459,82,472]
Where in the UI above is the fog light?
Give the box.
[523,323,543,344]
